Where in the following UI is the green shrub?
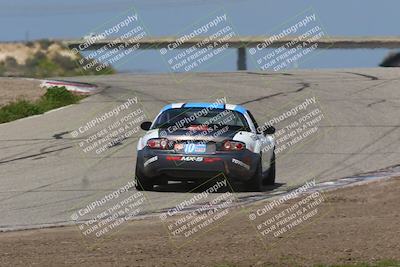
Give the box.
[25,51,46,68]
[25,41,35,48]
[0,100,41,123]
[38,39,53,50]
[52,53,77,70]
[0,86,85,123]
[0,62,5,76]
[4,56,18,68]
[38,86,82,110]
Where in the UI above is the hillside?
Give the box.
[0,40,114,77]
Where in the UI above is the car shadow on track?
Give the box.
[151,180,285,193]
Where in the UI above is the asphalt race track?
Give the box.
[1,68,399,231]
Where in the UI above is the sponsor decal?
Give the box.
[144,156,158,167]
[166,156,221,163]
[232,158,250,170]
[180,156,204,162]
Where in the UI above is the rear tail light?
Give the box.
[147,138,171,149]
[221,140,245,151]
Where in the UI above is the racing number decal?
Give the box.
[184,143,196,154]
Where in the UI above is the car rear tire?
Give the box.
[265,152,276,185]
[135,164,154,191]
[247,152,276,191]
[247,158,267,192]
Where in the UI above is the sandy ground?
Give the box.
[0,43,41,64]
[0,177,399,267]
[0,78,44,106]
[0,42,77,65]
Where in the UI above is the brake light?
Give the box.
[222,140,245,151]
[147,138,170,149]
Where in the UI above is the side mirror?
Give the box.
[263,126,276,135]
[140,121,152,131]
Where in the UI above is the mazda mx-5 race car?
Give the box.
[135,102,276,191]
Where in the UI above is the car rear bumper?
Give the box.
[136,148,260,182]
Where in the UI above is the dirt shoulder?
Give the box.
[0,78,44,106]
[0,178,399,267]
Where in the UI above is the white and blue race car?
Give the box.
[135,102,276,191]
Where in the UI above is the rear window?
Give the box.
[152,107,249,130]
